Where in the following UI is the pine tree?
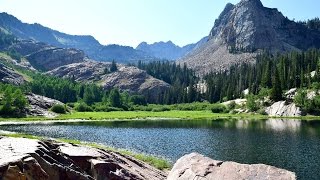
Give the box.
[109,89,122,108]
[270,68,283,101]
[110,60,118,72]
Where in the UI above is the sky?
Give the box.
[0,0,319,48]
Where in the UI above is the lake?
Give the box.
[1,119,320,179]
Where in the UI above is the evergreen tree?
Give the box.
[110,60,118,72]
[109,89,122,108]
[270,68,283,101]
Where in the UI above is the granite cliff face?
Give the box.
[47,61,171,102]
[180,0,320,75]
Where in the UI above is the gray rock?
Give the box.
[0,63,25,85]
[9,40,86,71]
[180,0,320,75]
[265,101,301,117]
[167,153,296,180]
[0,137,167,180]
[25,93,64,118]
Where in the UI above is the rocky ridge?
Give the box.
[136,37,208,60]
[180,0,320,75]
[8,40,86,71]
[47,61,171,102]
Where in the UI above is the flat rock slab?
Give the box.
[167,153,296,180]
[0,137,167,180]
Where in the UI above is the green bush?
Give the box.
[75,102,93,112]
[211,104,228,113]
[152,107,171,112]
[246,94,259,112]
[51,104,66,114]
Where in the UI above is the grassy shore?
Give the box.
[0,133,171,170]
[0,110,319,122]
[0,110,270,122]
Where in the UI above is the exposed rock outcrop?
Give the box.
[0,137,167,180]
[180,0,320,75]
[265,101,301,117]
[47,61,171,102]
[0,63,25,85]
[8,40,86,71]
[168,153,296,180]
[25,93,64,118]
[101,66,170,102]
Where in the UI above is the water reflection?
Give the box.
[0,118,320,180]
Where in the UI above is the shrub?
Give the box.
[246,94,259,112]
[152,107,170,112]
[211,104,228,113]
[51,104,66,114]
[75,102,93,112]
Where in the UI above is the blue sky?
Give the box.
[0,0,319,47]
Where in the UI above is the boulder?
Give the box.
[265,101,301,117]
[168,153,296,180]
[0,137,167,180]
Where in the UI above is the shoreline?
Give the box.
[0,110,319,122]
[0,132,172,170]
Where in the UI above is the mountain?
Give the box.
[136,37,208,60]
[0,12,153,63]
[180,0,320,75]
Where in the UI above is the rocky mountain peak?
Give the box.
[181,0,320,75]
[238,0,263,8]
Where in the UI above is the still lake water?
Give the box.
[1,119,320,179]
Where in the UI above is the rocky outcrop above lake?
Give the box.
[25,93,64,118]
[0,63,25,85]
[168,153,296,180]
[0,137,167,180]
[265,101,301,117]
[47,61,171,102]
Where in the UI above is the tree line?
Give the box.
[205,48,320,103]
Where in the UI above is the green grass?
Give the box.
[1,110,320,122]
[57,110,268,120]
[0,133,171,170]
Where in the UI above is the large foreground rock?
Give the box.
[168,153,296,180]
[0,137,167,180]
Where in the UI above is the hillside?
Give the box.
[180,0,320,75]
[0,12,154,63]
